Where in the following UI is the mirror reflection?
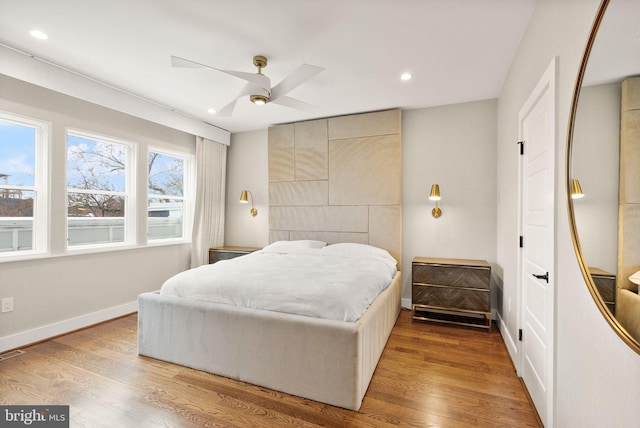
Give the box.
[571,0,640,347]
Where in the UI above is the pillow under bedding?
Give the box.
[261,240,327,253]
[321,243,397,267]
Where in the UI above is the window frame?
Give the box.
[65,128,137,251]
[146,146,194,244]
[0,111,50,260]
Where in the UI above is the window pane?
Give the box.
[148,153,184,197]
[67,131,130,248]
[0,121,36,187]
[0,190,34,252]
[67,134,126,192]
[148,198,183,240]
[67,193,125,246]
[0,189,34,217]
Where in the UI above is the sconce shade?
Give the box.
[571,179,584,199]
[239,190,249,203]
[428,183,442,218]
[429,184,441,201]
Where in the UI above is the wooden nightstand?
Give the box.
[412,257,491,330]
[209,246,261,264]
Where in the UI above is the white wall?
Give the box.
[224,129,270,248]
[497,0,640,427]
[0,75,193,351]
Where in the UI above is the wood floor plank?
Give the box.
[0,309,541,427]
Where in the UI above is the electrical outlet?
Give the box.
[1,297,14,313]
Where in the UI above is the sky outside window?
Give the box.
[0,121,36,187]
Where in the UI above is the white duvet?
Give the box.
[160,242,398,322]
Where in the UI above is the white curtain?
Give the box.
[191,136,227,268]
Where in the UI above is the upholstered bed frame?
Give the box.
[137,271,402,411]
[139,110,403,410]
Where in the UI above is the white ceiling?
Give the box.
[0,0,537,134]
[583,0,640,87]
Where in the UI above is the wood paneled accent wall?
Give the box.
[619,77,640,294]
[268,109,402,265]
[617,77,640,340]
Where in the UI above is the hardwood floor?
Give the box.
[0,309,541,427]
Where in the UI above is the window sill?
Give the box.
[146,238,191,247]
[0,250,51,264]
[0,240,191,264]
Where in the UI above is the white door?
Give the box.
[518,58,556,427]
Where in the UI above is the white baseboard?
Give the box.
[497,311,519,367]
[401,297,412,309]
[0,301,138,353]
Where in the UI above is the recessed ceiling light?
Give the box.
[30,29,48,40]
[400,72,412,81]
[207,108,217,114]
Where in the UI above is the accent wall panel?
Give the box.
[329,135,401,205]
[268,109,402,265]
[268,124,295,182]
[294,119,328,180]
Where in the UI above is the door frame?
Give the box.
[516,57,557,427]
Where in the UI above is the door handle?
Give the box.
[532,272,549,283]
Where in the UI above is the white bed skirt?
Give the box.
[137,271,402,411]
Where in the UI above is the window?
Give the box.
[66,130,135,248]
[147,149,190,241]
[0,113,48,256]
[0,111,194,259]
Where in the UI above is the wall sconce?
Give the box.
[571,179,584,199]
[239,190,258,217]
[429,184,442,218]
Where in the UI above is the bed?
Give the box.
[137,241,402,411]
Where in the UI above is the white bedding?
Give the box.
[160,242,397,322]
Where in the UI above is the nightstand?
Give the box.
[589,267,616,314]
[412,257,491,330]
[208,246,261,264]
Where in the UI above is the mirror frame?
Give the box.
[567,0,640,355]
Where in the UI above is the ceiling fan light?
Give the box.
[250,95,268,105]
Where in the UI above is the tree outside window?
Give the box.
[66,132,131,246]
[147,151,186,240]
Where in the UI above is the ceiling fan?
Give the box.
[170,54,324,117]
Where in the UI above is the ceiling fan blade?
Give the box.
[271,95,321,113]
[270,64,324,101]
[216,99,238,118]
[216,83,255,117]
[171,56,270,90]
[170,55,212,69]
[219,69,271,90]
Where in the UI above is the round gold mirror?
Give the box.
[567,0,640,355]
